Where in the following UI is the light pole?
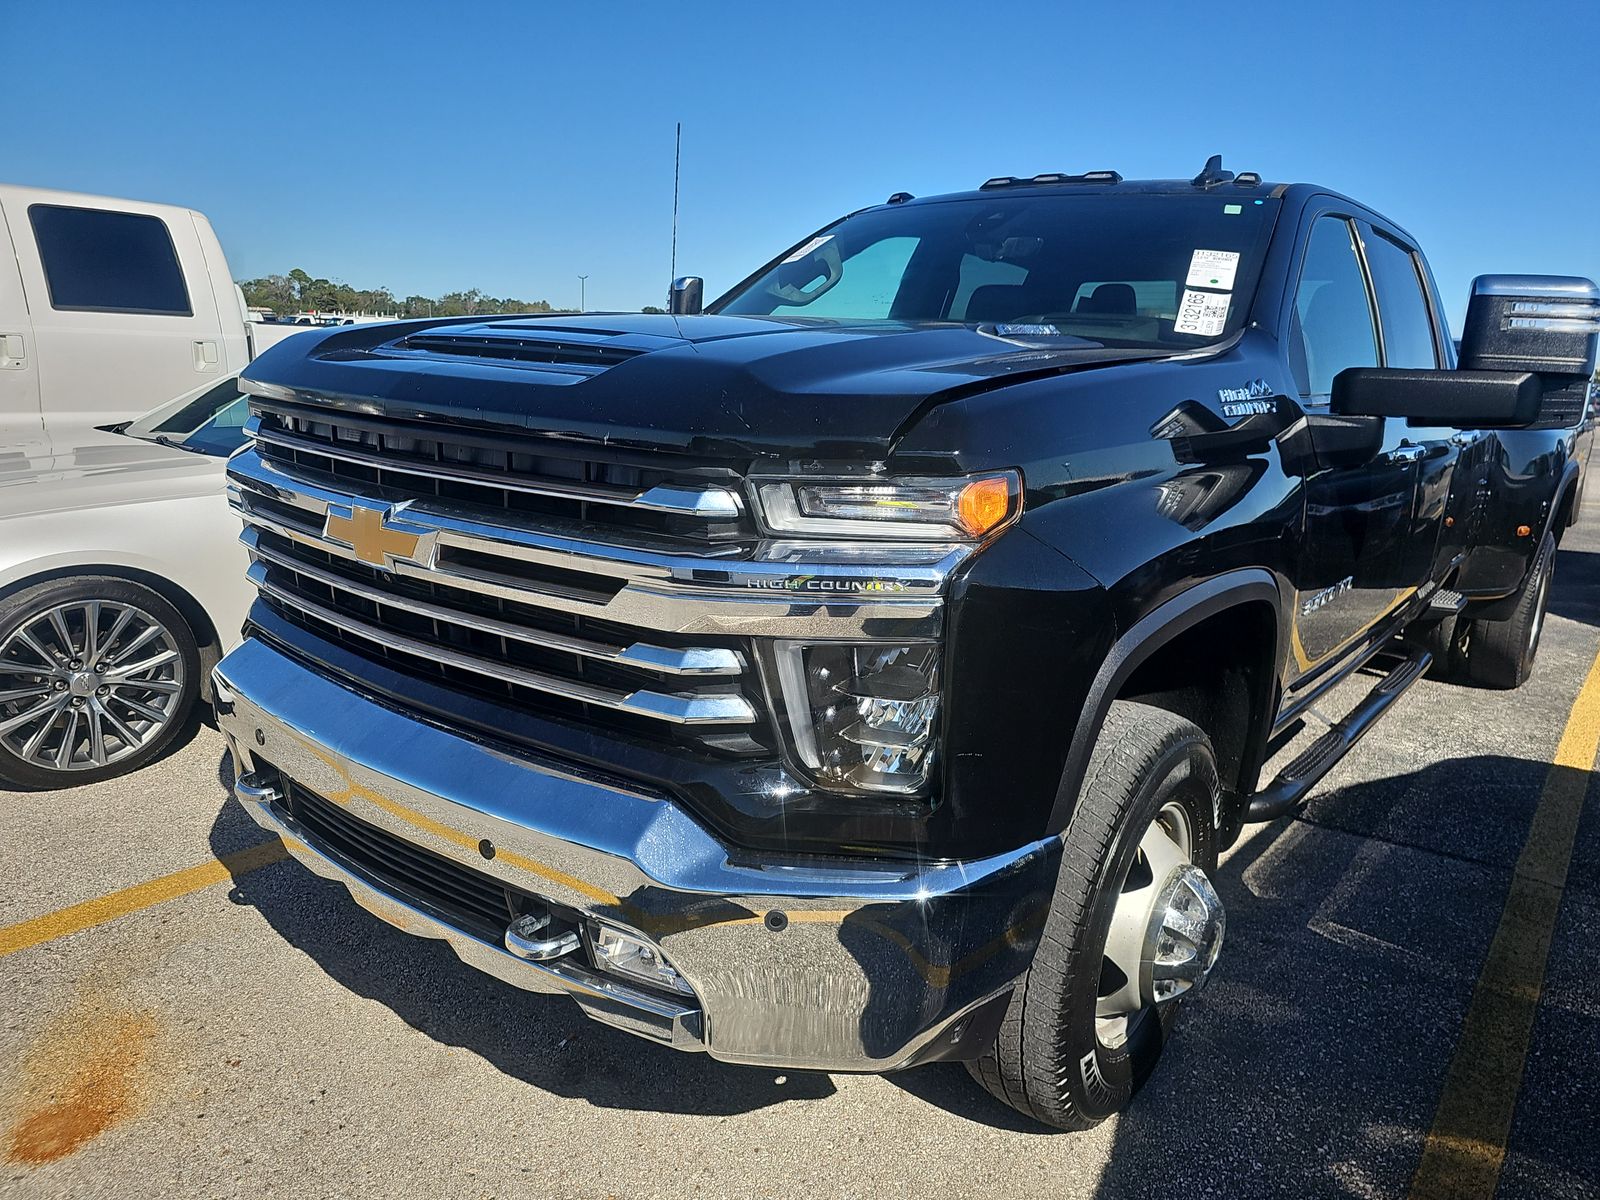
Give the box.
[578,275,589,313]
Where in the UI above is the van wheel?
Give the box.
[966,701,1223,1130]
[0,577,200,790]
[1465,533,1555,689]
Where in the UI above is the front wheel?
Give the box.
[0,576,201,790]
[966,701,1223,1130]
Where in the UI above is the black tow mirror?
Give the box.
[1331,367,1542,429]
[668,276,704,316]
[1460,275,1600,379]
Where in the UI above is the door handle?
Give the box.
[192,340,220,370]
[0,332,24,370]
[1386,444,1426,464]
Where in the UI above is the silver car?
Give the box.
[0,376,253,788]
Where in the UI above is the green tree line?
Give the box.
[237,268,562,317]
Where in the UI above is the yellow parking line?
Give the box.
[1409,644,1600,1200]
[0,840,287,959]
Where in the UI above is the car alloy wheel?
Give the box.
[0,599,188,772]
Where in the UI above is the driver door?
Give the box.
[1287,214,1422,677]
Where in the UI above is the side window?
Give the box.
[1362,227,1439,369]
[767,236,918,319]
[1291,217,1377,400]
[1418,258,1457,368]
[27,204,192,316]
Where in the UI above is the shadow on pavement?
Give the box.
[207,755,836,1119]
[891,754,1592,1198]
[203,740,1594,1191]
[1549,545,1600,627]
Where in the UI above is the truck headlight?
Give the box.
[754,471,1020,540]
[772,642,941,795]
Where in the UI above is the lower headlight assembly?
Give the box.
[773,642,941,795]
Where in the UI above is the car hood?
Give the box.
[242,313,1179,462]
[0,423,225,519]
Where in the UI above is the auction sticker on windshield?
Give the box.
[1174,289,1231,336]
[1185,249,1240,290]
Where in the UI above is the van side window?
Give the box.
[28,205,193,316]
[1290,217,1378,400]
[1361,228,1440,369]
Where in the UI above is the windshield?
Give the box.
[122,376,251,457]
[716,192,1281,349]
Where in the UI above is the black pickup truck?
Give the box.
[216,159,1597,1129]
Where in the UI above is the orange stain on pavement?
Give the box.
[4,1004,161,1166]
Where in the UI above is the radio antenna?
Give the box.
[670,122,682,281]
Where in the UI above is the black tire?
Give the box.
[1464,533,1555,690]
[1417,613,1470,682]
[966,700,1219,1130]
[0,576,201,790]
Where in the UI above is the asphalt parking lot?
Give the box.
[3,515,1599,1200]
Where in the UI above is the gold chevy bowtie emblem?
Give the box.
[323,504,428,568]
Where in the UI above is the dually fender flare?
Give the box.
[1543,457,1583,542]
[1463,454,1581,622]
[1043,568,1287,838]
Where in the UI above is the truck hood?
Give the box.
[242,313,1177,462]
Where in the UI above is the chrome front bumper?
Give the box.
[213,637,1060,1072]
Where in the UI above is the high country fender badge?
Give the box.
[323,500,439,570]
[1218,378,1275,417]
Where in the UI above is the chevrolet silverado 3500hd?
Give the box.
[213,160,1597,1128]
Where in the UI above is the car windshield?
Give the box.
[715,192,1281,349]
[121,376,251,457]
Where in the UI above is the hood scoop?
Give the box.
[394,326,648,372]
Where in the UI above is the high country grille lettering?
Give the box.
[745,577,909,593]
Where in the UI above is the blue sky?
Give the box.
[8,1,1597,325]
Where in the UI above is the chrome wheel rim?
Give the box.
[1096,799,1224,1049]
[0,600,186,772]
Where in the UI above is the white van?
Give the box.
[0,184,302,440]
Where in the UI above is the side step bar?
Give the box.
[1246,648,1432,823]
[1428,588,1467,616]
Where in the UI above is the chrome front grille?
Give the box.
[249,403,748,543]
[228,421,962,760]
[239,523,762,748]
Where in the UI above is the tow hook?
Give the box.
[504,911,580,961]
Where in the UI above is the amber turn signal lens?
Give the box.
[955,476,1015,537]
[1516,524,1532,538]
